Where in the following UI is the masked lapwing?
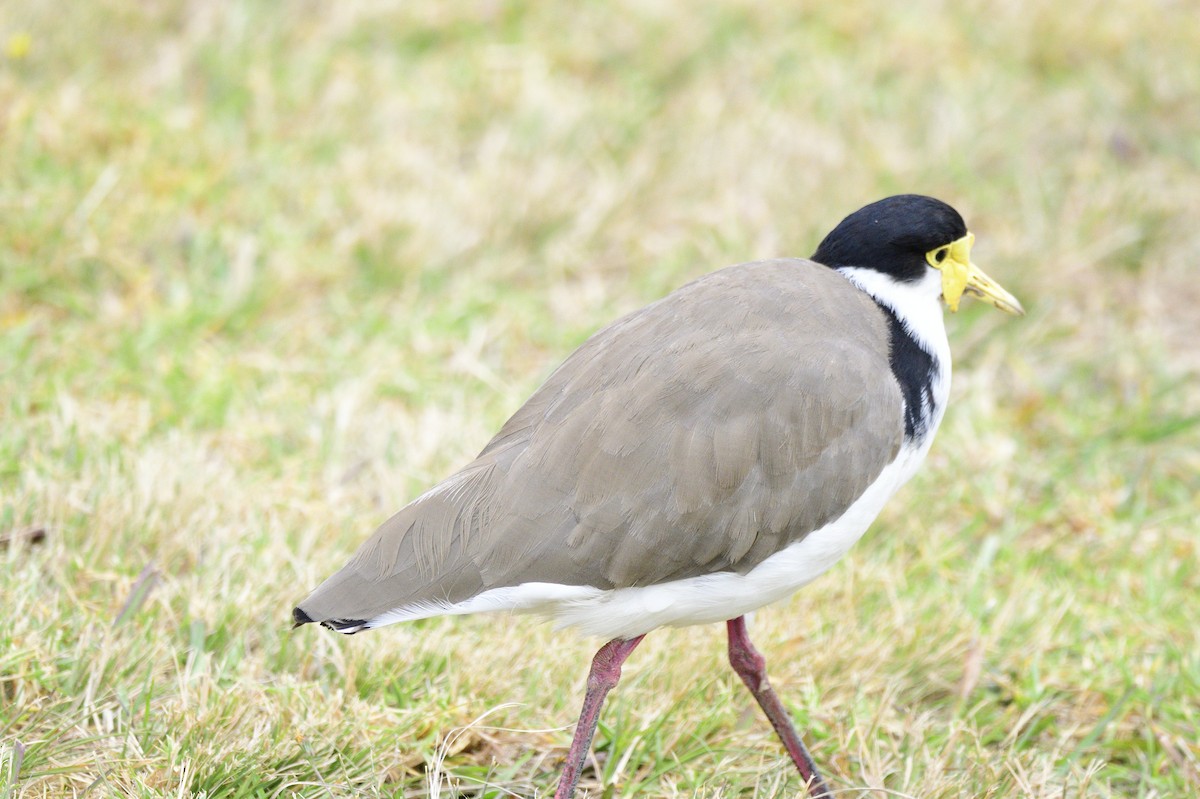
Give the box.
[294,194,1024,798]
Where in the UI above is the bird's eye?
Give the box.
[935,248,948,263]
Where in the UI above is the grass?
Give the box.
[2,0,1199,796]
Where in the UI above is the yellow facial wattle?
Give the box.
[926,232,1024,315]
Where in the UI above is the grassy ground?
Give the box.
[3,0,1199,797]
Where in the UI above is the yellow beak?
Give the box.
[931,233,1024,315]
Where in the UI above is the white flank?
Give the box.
[360,266,954,641]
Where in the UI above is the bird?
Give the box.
[293,194,1024,798]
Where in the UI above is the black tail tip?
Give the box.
[292,606,315,628]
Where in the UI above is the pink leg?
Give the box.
[554,635,645,799]
[726,616,831,798]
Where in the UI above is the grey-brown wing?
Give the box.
[296,259,903,624]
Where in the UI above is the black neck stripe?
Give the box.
[876,303,939,441]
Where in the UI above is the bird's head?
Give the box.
[811,194,1024,315]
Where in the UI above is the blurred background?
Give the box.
[2,1,1198,797]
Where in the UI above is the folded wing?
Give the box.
[295,259,903,627]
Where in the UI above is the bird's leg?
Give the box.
[726,616,831,798]
[553,635,645,799]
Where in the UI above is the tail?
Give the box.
[291,604,370,635]
[290,456,503,637]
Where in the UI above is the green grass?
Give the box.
[3,0,1199,796]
